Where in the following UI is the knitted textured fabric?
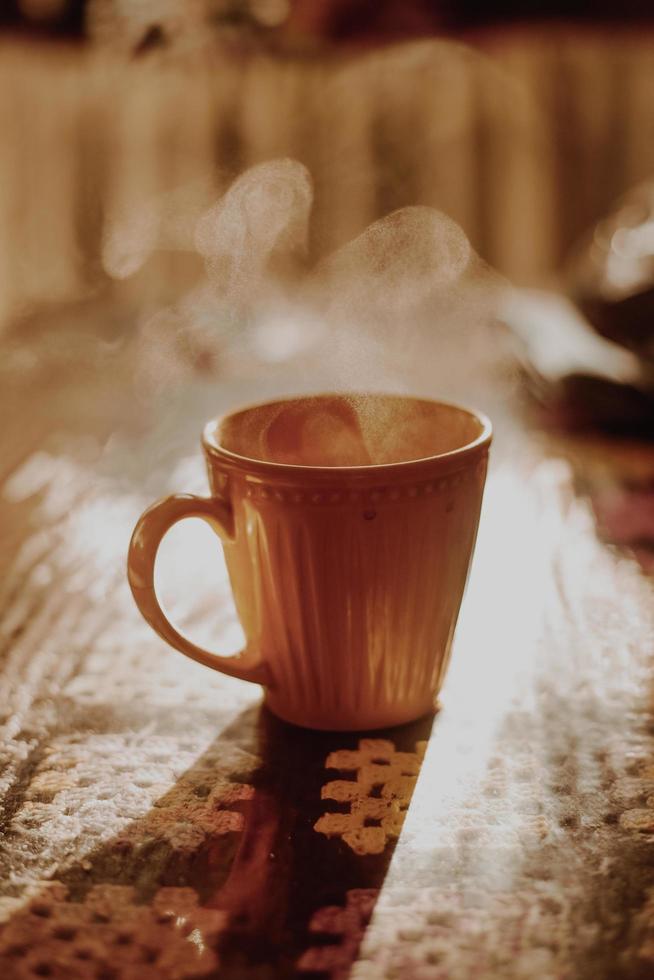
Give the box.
[3,379,654,979]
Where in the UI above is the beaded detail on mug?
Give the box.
[242,459,486,505]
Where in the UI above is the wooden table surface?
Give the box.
[2,310,654,980]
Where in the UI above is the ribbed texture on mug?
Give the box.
[226,462,486,729]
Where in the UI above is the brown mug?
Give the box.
[127,393,491,730]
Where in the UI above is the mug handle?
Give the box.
[127,493,270,686]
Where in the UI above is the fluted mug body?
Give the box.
[128,394,491,731]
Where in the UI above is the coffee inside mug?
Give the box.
[215,393,486,468]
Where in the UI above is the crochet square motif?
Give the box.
[314,738,427,855]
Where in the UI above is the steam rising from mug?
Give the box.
[102,177,217,281]
[305,204,492,388]
[102,155,504,394]
[195,159,313,308]
[314,205,471,317]
[102,159,312,292]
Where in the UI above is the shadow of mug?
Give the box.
[0,704,435,979]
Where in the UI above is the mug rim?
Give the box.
[202,392,492,479]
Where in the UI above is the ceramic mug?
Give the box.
[127,393,491,730]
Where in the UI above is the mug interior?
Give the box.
[211,394,489,468]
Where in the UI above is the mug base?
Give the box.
[263,694,439,732]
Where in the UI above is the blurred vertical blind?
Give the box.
[0,28,653,329]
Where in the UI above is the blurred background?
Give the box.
[2,0,654,472]
[1,0,653,318]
